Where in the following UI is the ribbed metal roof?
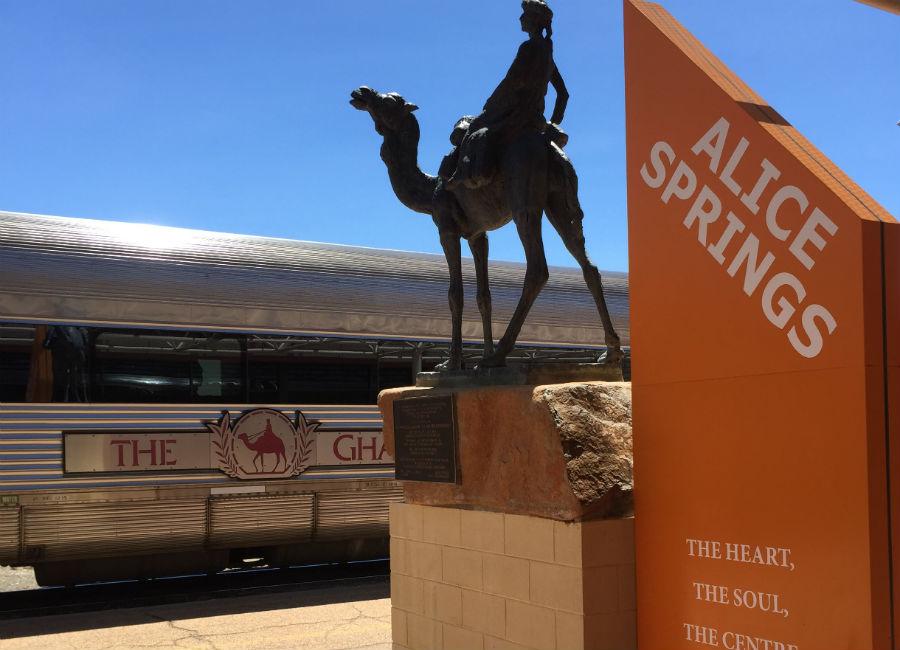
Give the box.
[0,211,629,348]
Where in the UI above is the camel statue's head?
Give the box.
[350,86,418,137]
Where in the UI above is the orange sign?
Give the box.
[624,2,899,648]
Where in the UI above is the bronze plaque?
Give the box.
[392,394,459,483]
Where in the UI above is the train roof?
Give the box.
[0,211,629,348]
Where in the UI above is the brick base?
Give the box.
[389,502,636,650]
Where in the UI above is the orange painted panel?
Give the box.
[624,2,899,648]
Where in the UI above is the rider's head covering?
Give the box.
[522,0,553,36]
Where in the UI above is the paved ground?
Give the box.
[0,567,38,592]
[0,568,391,650]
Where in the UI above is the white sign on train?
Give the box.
[315,431,392,465]
[64,422,391,475]
[64,432,211,473]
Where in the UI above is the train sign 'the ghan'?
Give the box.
[63,408,391,476]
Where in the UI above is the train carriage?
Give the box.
[0,210,630,585]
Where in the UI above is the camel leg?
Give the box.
[545,193,622,362]
[435,229,464,371]
[468,233,494,359]
[481,210,548,368]
[432,192,465,372]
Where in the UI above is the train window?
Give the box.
[0,324,44,401]
[0,324,31,401]
[248,360,377,404]
[197,359,222,397]
[93,330,243,403]
[379,364,414,390]
[0,321,629,402]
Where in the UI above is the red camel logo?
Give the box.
[237,418,287,472]
[207,408,315,479]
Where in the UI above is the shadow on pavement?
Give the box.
[0,577,390,639]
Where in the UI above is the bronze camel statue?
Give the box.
[350,86,621,370]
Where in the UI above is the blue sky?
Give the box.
[1,0,897,272]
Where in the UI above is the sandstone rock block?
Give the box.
[378,381,632,521]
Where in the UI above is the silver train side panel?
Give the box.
[316,487,398,541]
[0,210,629,569]
[0,404,399,567]
[23,499,208,561]
[0,508,17,564]
[208,494,314,548]
[0,210,630,348]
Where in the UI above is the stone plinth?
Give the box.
[389,503,636,650]
[378,382,633,521]
[379,382,635,650]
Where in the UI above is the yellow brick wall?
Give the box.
[390,502,636,650]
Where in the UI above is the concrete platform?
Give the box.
[0,567,38,593]
[0,576,390,650]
